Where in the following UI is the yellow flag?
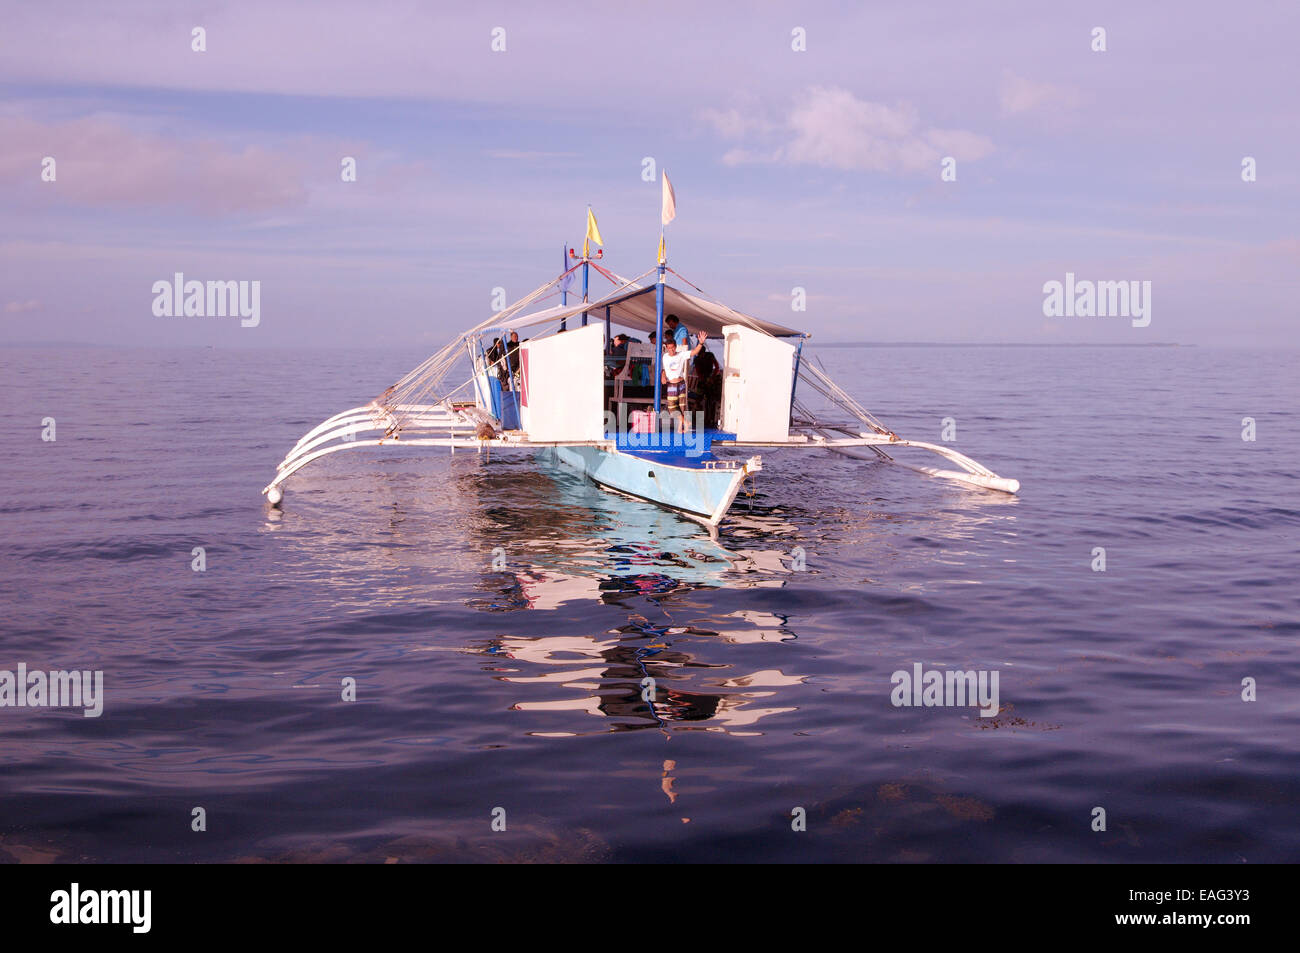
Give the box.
[583,208,603,257]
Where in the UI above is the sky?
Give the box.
[1,0,1297,348]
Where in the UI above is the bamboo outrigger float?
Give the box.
[263,199,1019,530]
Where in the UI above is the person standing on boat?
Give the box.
[661,331,707,433]
[486,337,508,387]
[665,314,691,349]
[505,331,521,386]
[692,346,723,429]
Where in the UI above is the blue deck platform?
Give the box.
[609,429,737,468]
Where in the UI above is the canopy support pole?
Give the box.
[560,243,568,330]
[653,249,665,415]
[789,335,806,425]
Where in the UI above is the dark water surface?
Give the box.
[2,345,1297,863]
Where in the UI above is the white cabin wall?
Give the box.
[519,323,605,442]
[721,324,795,441]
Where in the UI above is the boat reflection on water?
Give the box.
[470,457,799,611]
[466,459,806,735]
[489,632,802,735]
[260,450,1018,739]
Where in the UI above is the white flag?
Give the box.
[661,171,676,226]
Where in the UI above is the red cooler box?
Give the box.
[630,410,655,433]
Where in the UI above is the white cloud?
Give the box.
[698,107,777,140]
[999,70,1082,116]
[0,114,310,213]
[704,86,993,175]
[720,147,781,167]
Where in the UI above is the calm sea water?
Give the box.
[2,344,1297,863]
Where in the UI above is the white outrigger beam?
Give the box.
[261,399,623,505]
[755,427,1020,495]
[781,360,1020,495]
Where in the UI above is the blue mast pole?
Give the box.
[653,235,665,415]
[581,253,589,327]
[582,206,590,327]
[560,244,568,330]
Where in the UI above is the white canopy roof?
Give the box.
[497,282,804,339]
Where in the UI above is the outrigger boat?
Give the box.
[263,212,1018,530]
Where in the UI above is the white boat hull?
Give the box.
[550,445,759,527]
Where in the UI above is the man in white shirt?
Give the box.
[661,331,707,433]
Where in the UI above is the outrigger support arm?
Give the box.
[745,426,1019,495]
[829,435,1019,495]
[261,401,619,500]
[786,360,1020,495]
[264,401,500,498]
